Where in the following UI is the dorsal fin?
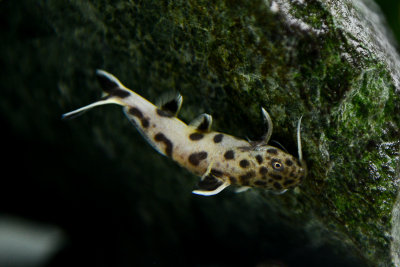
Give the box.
[156,92,183,116]
[189,114,213,132]
[260,107,273,144]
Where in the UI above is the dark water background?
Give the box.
[0,1,399,266]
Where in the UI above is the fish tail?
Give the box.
[62,70,132,120]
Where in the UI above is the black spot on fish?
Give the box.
[267,148,278,155]
[96,73,130,98]
[188,151,208,166]
[161,98,180,115]
[197,119,210,131]
[273,182,283,190]
[102,88,131,99]
[254,180,267,186]
[198,175,222,191]
[141,118,150,128]
[213,134,224,143]
[239,171,255,186]
[129,107,143,118]
[156,108,174,118]
[259,166,268,175]
[154,133,173,157]
[211,169,223,177]
[239,159,249,168]
[224,150,235,160]
[189,132,204,141]
[229,177,237,184]
[285,159,293,166]
[256,155,263,164]
[284,179,295,186]
[97,73,118,92]
[270,174,282,180]
[129,107,149,128]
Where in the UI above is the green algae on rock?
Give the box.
[1,0,400,266]
[39,0,400,265]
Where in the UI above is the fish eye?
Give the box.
[271,160,284,171]
[274,162,282,169]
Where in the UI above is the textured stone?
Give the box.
[1,0,399,266]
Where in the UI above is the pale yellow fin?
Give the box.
[235,186,251,193]
[260,107,273,144]
[156,91,183,116]
[189,113,213,132]
[192,160,230,196]
[192,180,230,196]
[62,70,130,120]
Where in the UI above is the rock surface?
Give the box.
[1,0,399,266]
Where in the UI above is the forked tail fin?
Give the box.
[62,70,132,120]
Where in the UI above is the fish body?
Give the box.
[63,70,306,196]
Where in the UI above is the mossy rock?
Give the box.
[1,0,399,266]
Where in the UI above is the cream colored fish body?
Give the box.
[63,70,306,196]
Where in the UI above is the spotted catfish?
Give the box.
[63,70,307,196]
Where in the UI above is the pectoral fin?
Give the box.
[271,189,288,195]
[192,175,230,196]
[235,186,251,193]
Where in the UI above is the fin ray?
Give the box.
[271,189,288,195]
[270,140,288,153]
[192,177,230,196]
[62,98,122,120]
[297,115,303,161]
[62,70,130,120]
[235,186,251,193]
[261,107,273,144]
[192,161,230,196]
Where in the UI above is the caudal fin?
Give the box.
[62,70,132,120]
